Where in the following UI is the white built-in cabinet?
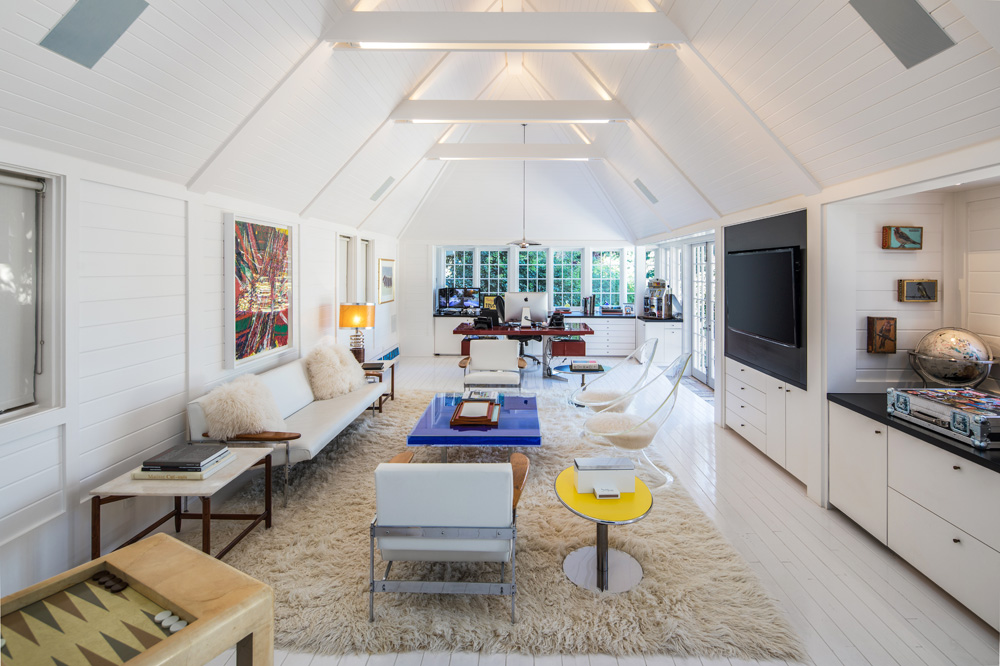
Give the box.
[828,403,1000,629]
[724,358,807,482]
[433,317,473,355]
[637,319,682,364]
[576,317,636,356]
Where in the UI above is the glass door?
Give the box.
[691,241,715,387]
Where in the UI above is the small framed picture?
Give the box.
[624,304,634,316]
[881,226,923,250]
[866,316,897,353]
[378,258,395,304]
[897,279,938,302]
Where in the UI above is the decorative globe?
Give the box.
[908,327,994,387]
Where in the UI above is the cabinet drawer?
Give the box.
[725,391,766,432]
[727,408,767,452]
[829,404,888,544]
[888,430,1000,552]
[726,359,766,392]
[888,489,1000,630]
[725,375,766,412]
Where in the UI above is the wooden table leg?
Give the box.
[174,497,183,532]
[91,496,101,560]
[264,454,272,529]
[390,364,395,400]
[236,622,274,666]
[202,496,211,554]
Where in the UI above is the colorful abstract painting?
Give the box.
[234,219,290,361]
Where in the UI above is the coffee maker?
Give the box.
[643,278,672,319]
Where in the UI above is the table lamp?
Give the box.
[339,303,375,363]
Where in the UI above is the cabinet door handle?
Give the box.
[953,538,961,544]
[740,387,745,391]
[777,386,783,390]
[740,368,744,372]
[953,465,961,470]
[874,430,882,434]
[740,405,744,409]
[786,389,791,393]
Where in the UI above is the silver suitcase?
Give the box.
[886,388,1000,450]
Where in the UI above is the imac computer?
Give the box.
[503,292,548,327]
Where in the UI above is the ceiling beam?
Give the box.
[326,12,686,50]
[188,40,331,194]
[426,143,603,160]
[390,99,630,123]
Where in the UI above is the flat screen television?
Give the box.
[438,287,480,309]
[725,247,801,348]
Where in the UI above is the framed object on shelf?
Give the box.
[897,279,938,302]
[225,213,292,368]
[881,226,923,250]
[866,316,897,353]
[379,258,395,304]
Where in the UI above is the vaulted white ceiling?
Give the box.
[2,0,999,242]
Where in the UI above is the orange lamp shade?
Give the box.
[339,303,375,329]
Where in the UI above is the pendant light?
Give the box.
[509,123,540,249]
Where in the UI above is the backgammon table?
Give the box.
[0,533,273,666]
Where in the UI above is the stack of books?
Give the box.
[132,444,234,480]
[450,400,500,427]
[571,359,603,372]
[462,388,499,402]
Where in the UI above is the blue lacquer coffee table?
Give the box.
[407,393,541,461]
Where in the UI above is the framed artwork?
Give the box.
[881,226,923,250]
[378,258,395,304]
[866,316,897,353]
[897,279,938,302]
[225,213,292,367]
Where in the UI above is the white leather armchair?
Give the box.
[461,339,523,390]
[370,454,529,623]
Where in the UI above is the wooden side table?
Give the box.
[90,448,273,561]
[554,466,652,592]
[365,358,397,412]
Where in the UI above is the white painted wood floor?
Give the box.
[208,356,1000,666]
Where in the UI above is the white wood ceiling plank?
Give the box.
[215,0,307,65]
[32,0,74,13]
[666,0,721,43]
[707,0,796,77]
[260,0,333,39]
[691,0,755,62]
[929,0,965,29]
[781,29,997,149]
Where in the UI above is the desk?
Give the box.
[1,533,273,666]
[554,466,652,592]
[90,448,273,561]
[453,322,595,382]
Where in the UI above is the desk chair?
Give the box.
[460,339,524,389]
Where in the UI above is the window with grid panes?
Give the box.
[479,249,508,298]
[444,249,474,288]
[591,250,621,307]
[551,250,582,307]
[646,249,656,280]
[518,250,547,293]
[625,248,636,305]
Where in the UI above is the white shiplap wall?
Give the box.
[825,193,947,391]
[964,184,1000,353]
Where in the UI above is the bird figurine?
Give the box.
[916,282,932,300]
[893,226,920,248]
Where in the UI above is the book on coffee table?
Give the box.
[450,400,500,427]
[570,360,603,372]
[142,444,229,471]
[462,389,499,403]
[132,451,235,480]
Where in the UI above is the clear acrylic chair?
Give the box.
[569,338,659,412]
[582,352,692,489]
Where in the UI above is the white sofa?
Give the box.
[187,358,387,495]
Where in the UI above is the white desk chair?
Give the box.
[460,339,524,390]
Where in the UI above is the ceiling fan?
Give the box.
[509,124,541,249]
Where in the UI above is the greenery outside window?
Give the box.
[625,248,635,305]
[518,250,547,293]
[479,249,508,298]
[552,250,582,307]
[645,249,656,280]
[444,249,474,288]
[591,250,621,307]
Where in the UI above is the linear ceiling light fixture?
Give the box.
[426,143,602,161]
[326,12,685,52]
[390,100,631,124]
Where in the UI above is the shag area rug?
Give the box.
[189,390,804,661]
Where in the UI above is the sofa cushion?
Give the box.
[283,380,386,463]
[305,343,366,399]
[200,374,286,440]
[464,370,521,386]
[257,359,315,419]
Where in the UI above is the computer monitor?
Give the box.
[459,288,480,308]
[503,292,548,325]
[437,288,462,309]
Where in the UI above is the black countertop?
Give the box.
[828,393,1000,474]
[564,313,635,319]
[637,315,683,323]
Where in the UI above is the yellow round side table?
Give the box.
[554,466,653,592]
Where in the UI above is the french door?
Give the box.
[691,241,715,387]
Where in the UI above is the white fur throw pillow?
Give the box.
[201,374,286,440]
[306,343,367,400]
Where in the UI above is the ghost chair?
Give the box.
[568,338,659,412]
[582,352,691,489]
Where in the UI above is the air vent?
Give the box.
[40,0,148,69]
[370,176,396,201]
[634,178,659,204]
[849,0,954,69]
